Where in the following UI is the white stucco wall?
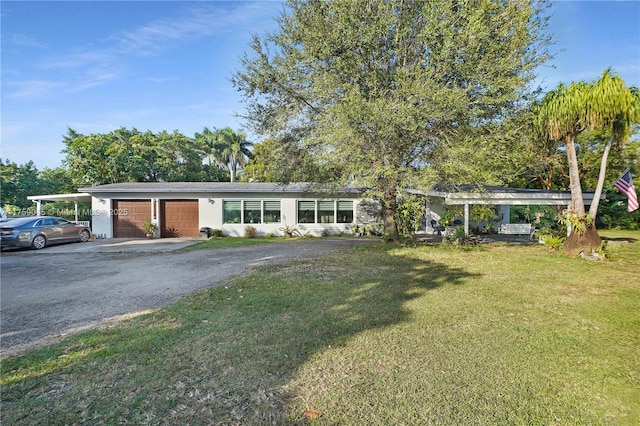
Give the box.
[88,192,368,238]
[90,196,114,238]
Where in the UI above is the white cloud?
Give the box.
[2,33,47,49]
[5,80,67,99]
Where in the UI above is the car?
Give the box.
[0,216,91,250]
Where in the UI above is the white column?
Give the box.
[464,203,470,236]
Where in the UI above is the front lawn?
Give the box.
[2,231,639,424]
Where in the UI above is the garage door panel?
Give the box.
[113,200,151,238]
[161,200,198,238]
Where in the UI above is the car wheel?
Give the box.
[32,234,47,250]
[79,230,90,242]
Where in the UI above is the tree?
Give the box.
[0,159,39,208]
[241,137,337,182]
[63,127,221,185]
[209,127,253,182]
[535,70,639,254]
[233,0,551,239]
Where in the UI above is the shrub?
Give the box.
[212,228,224,238]
[539,234,565,251]
[279,224,300,238]
[245,226,258,238]
[443,226,466,245]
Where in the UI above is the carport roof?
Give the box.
[78,182,365,194]
[407,185,603,206]
[27,193,92,203]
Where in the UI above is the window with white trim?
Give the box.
[243,201,262,224]
[223,201,241,224]
[296,200,354,224]
[264,201,281,223]
[223,200,282,224]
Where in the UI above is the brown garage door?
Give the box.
[161,200,199,238]
[113,200,151,238]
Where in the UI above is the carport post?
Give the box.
[74,201,79,222]
[32,199,42,216]
[464,202,470,236]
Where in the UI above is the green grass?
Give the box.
[177,235,281,251]
[2,231,639,425]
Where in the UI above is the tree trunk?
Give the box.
[565,134,586,215]
[563,224,602,256]
[230,159,237,183]
[381,199,399,242]
[562,134,602,254]
[588,134,613,221]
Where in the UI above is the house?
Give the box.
[74,182,377,238]
[26,182,603,239]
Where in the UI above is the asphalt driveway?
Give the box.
[0,238,368,357]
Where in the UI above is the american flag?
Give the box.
[613,168,639,213]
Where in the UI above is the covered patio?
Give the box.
[408,185,603,236]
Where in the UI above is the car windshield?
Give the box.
[0,217,38,227]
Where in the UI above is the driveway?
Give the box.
[0,238,368,357]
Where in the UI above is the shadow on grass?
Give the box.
[601,236,638,242]
[1,243,480,424]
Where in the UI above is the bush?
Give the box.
[212,228,224,238]
[539,234,565,251]
[245,226,258,238]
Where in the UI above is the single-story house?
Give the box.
[70,182,377,238]
[26,182,603,239]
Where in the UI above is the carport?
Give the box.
[27,193,92,224]
[408,185,604,236]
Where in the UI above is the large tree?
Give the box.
[233,0,551,239]
[535,70,639,254]
[63,127,220,185]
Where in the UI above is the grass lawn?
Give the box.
[2,231,639,424]
[177,235,281,251]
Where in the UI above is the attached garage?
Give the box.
[113,200,151,238]
[161,200,199,238]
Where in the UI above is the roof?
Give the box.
[78,182,365,194]
[407,185,603,206]
[27,193,92,203]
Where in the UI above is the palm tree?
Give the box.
[194,127,217,166]
[535,69,639,254]
[587,71,640,221]
[212,127,254,182]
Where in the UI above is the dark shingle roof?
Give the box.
[79,182,364,194]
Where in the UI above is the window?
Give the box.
[243,201,262,224]
[297,201,315,223]
[296,200,354,224]
[264,201,281,223]
[223,200,282,224]
[318,201,335,224]
[223,201,241,224]
[337,200,354,223]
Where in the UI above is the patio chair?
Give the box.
[430,220,443,236]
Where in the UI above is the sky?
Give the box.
[1,1,639,170]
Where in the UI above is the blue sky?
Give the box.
[1,1,639,170]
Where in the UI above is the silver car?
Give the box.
[0,216,91,250]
